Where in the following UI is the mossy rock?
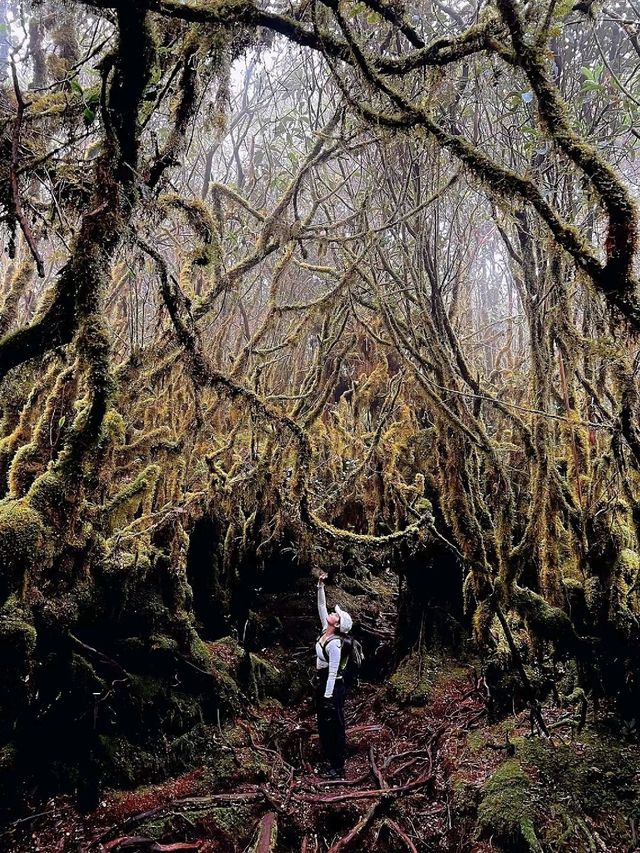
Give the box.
[388,652,435,705]
[98,721,209,789]
[0,499,47,601]
[477,759,542,852]
[205,638,288,708]
[517,736,640,820]
[208,636,245,670]
[98,735,165,788]
[197,734,271,790]
[247,652,284,702]
[187,631,212,671]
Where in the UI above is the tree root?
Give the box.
[294,770,433,803]
[377,818,419,852]
[369,746,387,789]
[326,799,382,853]
[103,839,202,852]
[247,811,278,853]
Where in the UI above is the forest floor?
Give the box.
[3,655,640,853]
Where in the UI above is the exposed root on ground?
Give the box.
[1,667,486,852]
[3,663,639,852]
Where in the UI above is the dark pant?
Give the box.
[315,672,346,770]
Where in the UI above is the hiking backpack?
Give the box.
[321,634,364,687]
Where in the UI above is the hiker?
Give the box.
[314,572,353,779]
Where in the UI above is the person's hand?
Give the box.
[318,572,328,585]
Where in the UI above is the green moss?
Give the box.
[7,443,42,497]
[472,598,495,646]
[561,577,583,594]
[477,759,542,851]
[27,470,66,517]
[466,731,485,752]
[128,675,160,703]
[103,464,160,533]
[99,409,126,448]
[518,736,640,818]
[189,632,212,670]
[0,499,46,599]
[512,586,580,654]
[150,634,180,653]
[205,804,256,835]
[246,653,283,702]
[615,547,640,577]
[584,576,605,618]
[98,735,163,787]
[451,773,480,815]
[0,610,37,658]
[388,652,435,705]
[140,802,256,844]
[414,497,433,513]
[201,636,274,710]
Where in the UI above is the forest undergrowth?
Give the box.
[2,588,639,853]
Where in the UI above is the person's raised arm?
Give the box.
[317,572,329,630]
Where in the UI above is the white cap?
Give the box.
[334,605,353,634]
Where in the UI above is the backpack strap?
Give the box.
[319,635,342,661]
[321,635,352,672]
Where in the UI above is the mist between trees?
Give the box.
[0,0,639,832]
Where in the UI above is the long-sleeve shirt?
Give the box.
[316,584,342,698]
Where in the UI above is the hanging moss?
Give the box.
[472,598,496,647]
[103,464,161,533]
[512,586,583,656]
[0,260,34,338]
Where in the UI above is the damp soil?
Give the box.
[3,658,638,853]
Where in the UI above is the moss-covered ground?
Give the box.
[1,573,639,851]
[2,644,638,852]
